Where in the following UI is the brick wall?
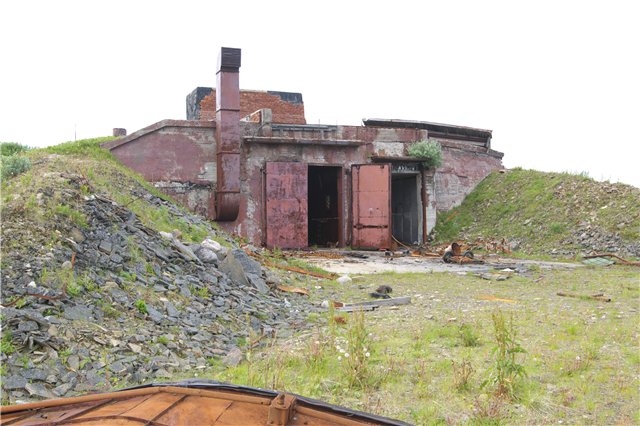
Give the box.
[195,89,306,124]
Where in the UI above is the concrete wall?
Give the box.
[435,138,504,211]
[105,120,503,245]
[103,120,216,217]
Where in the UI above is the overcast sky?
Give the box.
[2,1,638,187]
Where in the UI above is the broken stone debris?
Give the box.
[0,178,319,404]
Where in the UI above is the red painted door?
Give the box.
[351,164,391,249]
[266,162,308,249]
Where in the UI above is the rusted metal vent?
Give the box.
[219,47,241,70]
[0,381,410,426]
[215,47,242,221]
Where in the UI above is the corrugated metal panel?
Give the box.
[266,162,308,249]
[351,164,391,249]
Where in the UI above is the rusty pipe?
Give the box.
[215,47,241,221]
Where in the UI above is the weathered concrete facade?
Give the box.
[104,47,503,249]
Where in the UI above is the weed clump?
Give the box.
[452,359,474,391]
[482,310,528,399]
[340,309,372,389]
[134,299,148,315]
[459,323,481,347]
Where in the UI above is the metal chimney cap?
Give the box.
[218,47,241,71]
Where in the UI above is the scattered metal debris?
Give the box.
[476,272,512,281]
[479,295,517,303]
[276,285,310,296]
[582,257,615,266]
[443,241,483,264]
[370,285,393,299]
[557,291,612,302]
[582,253,640,267]
[245,249,338,279]
[334,296,412,312]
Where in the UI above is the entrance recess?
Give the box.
[351,164,391,249]
[391,174,420,244]
[308,166,341,247]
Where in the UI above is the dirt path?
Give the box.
[304,250,582,275]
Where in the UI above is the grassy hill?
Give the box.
[433,168,640,258]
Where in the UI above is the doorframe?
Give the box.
[308,163,345,247]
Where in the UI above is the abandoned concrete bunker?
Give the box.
[103,47,504,250]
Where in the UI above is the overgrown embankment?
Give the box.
[433,168,640,258]
[0,138,315,404]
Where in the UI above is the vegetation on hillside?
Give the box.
[210,268,639,425]
[1,137,211,244]
[0,142,32,180]
[433,168,640,257]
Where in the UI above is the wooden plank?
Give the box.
[336,296,411,311]
[335,305,379,312]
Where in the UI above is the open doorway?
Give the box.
[391,174,420,245]
[308,166,341,247]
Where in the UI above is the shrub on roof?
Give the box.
[408,139,442,169]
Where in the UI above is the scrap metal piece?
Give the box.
[268,393,297,425]
[335,296,411,312]
[582,253,640,266]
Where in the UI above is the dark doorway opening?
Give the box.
[392,174,420,245]
[308,166,341,247]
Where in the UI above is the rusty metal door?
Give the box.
[351,164,391,249]
[266,162,308,249]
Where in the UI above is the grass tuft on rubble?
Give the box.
[433,168,640,257]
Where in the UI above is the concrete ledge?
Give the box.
[244,136,364,147]
[439,140,504,159]
[102,120,216,150]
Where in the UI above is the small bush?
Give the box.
[407,139,443,169]
[0,142,30,156]
[1,155,31,180]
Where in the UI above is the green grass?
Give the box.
[53,203,88,228]
[134,299,148,315]
[38,136,117,161]
[433,168,640,256]
[6,136,209,244]
[193,265,639,424]
[1,332,16,356]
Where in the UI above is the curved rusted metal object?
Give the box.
[0,380,411,426]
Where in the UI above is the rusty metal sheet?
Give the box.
[266,162,308,249]
[351,164,391,249]
[0,382,411,426]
